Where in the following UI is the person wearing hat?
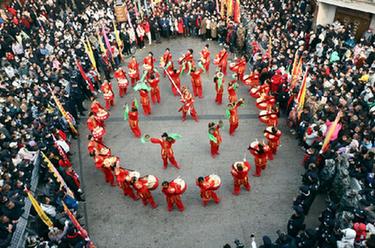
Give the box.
[287,205,305,237]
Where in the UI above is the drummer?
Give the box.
[161,178,186,212]
[231,158,251,195]
[196,175,221,206]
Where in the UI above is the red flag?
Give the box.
[63,203,89,239]
[76,60,95,93]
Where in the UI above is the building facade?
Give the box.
[316,0,375,39]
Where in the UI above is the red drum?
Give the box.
[259,110,269,124]
[118,78,128,87]
[249,141,260,156]
[172,177,187,194]
[128,69,137,79]
[92,126,106,139]
[126,169,140,182]
[229,62,238,72]
[249,86,261,98]
[256,96,275,110]
[95,109,109,121]
[103,156,118,168]
[205,174,221,190]
[140,175,159,191]
[99,147,111,157]
[103,91,114,100]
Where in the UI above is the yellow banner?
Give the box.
[27,190,54,227]
[41,152,75,199]
[51,94,78,135]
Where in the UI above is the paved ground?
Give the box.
[71,37,324,248]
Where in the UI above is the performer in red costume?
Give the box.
[178,49,195,73]
[87,113,106,143]
[208,121,223,158]
[270,69,283,93]
[190,64,205,98]
[231,158,251,195]
[160,48,173,77]
[166,66,182,96]
[143,52,156,76]
[179,86,198,122]
[147,71,161,104]
[229,56,247,82]
[226,98,244,136]
[243,69,260,88]
[200,44,211,73]
[196,175,221,206]
[87,135,111,158]
[131,176,158,209]
[264,126,282,160]
[161,177,186,212]
[259,105,279,127]
[256,93,276,110]
[249,83,270,98]
[227,79,238,104]
[94,155,116,186]
[248,141,269,177]
[138,88,151,115]
[145,132,181,169]
[214,48,229,75]
[213,71,225,105]
[100,80,115,110]
[124,100,142,138]
[114,166,138,201]
[128,56,140,86]
[114,67,129,97]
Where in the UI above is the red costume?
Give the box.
[271,70,283,93]
[264,126,282,160]
[208,121,223,157]
[214,49,229,75]
[115,167,138,201]
[231,160,251,195]
[190,68,204,98]
[160,50,173,77]
[126,101,142,138]
[167,68,182,96]
[100,81,115,110]
[229,57,246,82]
[147,72,161,104]
[143,54,155,76]
[243,70,260,88]
[150,135,180,169]
[132,177,158,208]
[227,99,244,136]
[128,58,140,86]
[94,155,116,185]
[161,178,186,212]
[178,50,195,73]
[196,175,221,206]
[214,73,224,105]
[259,107,279,127]
[248,142,269,177]
[227,81,238,104]
[200,47,211,72]
[179,88,198,122]
[139,89,151,115]
[87,138,111,157]
[256,94,276,110]
[250,84,270,98]
[114,68,129,97]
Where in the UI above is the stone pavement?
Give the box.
[71,37,324,248]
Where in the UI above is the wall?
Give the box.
[316,2,337,26]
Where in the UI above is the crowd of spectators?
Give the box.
[0,0,374,247]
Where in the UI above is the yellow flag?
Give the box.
[113,21,122,50]
[86,38,97,69]
[51,93,78,135]
[321,112,341,153]
[97,30,106,54]
[41,152,75,199]
[227,0,233,17]
[27,190,54,227]
[297,67,309,110]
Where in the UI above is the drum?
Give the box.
[249,86,260,98]
[129,69,137,78]
[259,110,269,124]
[118,78,128,87]
[127,169,140,181]
[206,174,221,190]
[95,109,109,121]
[92,126,106,139]
[256,97,275,110]
[99,147,111,156]
[249,141,259,156]
[103,91,114,100]
[143,64,151,71]
[172,177,187,194]
[140,175,159,190]
[103,156,118,168]
[229,62,237,72]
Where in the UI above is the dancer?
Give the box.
[114,67,129,97]
[100,80,115,110]
[208,121,223,158]
[179,86,198,122]
[248,140,269,177]
[214,47,228,75]
[213,71,225,105]
[231,158,251,195]
[264,126,282,160]
[196,175,221,206]
[161,177,187,212]
[226,98,244,136]
[124,99,142,138]
[128,56,140,86]
[200,44,211,73]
